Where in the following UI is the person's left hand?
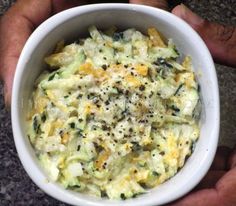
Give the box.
[0,0,85,107]
[168,146,236,206]
[0,0,169,107]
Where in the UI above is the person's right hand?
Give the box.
[170,6,236,205]
[170,5,236,206]
[172,4,236,68]
[131,2,236,206]
[167,146,236,206]
[130,2,236,68]
[0,0,86,107]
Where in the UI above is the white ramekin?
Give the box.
[11,3,219,206]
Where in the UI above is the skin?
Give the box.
[0,0,235,205]
[168,146,236,206]
[0,0,87,106]
[172,4,236,68]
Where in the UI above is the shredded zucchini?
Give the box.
[27,26,201,200]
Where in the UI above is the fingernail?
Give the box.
[180,3,187,15]
[3,83,11,109]
[180,4,204,26]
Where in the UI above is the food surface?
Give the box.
[27,26,201,200]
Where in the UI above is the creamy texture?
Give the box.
[28,26,201,200]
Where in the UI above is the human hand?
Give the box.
[130,2,236,68]
[0,0,86,107]
[170,4,236,206]
[130,3,236,205]
[0,0,169,107]
[172,4,236,68]
[168,146,236,206]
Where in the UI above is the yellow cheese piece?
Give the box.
[84,103,97,115]
[95,150,111,170]
[45,53,65,68]
[185,73,195,89]
[163,134,180,165]
[182,56,192,71]
[124,143,132,152]
[61,132,69,144]
[34,89,48,114]
[49,119,63,136]
[135,170,149,182]
[125,75,141,87]
[148,27,166,48]
[135,64,148,76]
[79,63,107,79]
[34,97,48,114]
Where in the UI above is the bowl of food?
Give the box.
[11,3,219,206]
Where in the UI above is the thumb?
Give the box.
[172,4,236,67]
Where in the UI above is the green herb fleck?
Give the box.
[69,122,75,129]
[113,32,123,41]
[152,171,160,176]
[174,84,184,96]
[33,116,40,134]
[171,105,180,112]
[120,193,126,200]
[41,112,47,122]
[48,73,56,81]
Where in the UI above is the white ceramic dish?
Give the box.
[11,3,219,206]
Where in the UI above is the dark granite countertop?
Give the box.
[0,0,235,205]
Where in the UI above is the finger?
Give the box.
[0,0,52,106]
[0,0,83,106]
[169,168,236,206]
[172,4,236,67]
[210,146,231,170]
[195,170,225,190]
[194,147,232,190]
[216,167,236,205]
[168,189,220,206]
[129,0,169,10]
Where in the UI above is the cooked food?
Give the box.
[27,26,201,200]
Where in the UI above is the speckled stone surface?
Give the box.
[0,0,235,205]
